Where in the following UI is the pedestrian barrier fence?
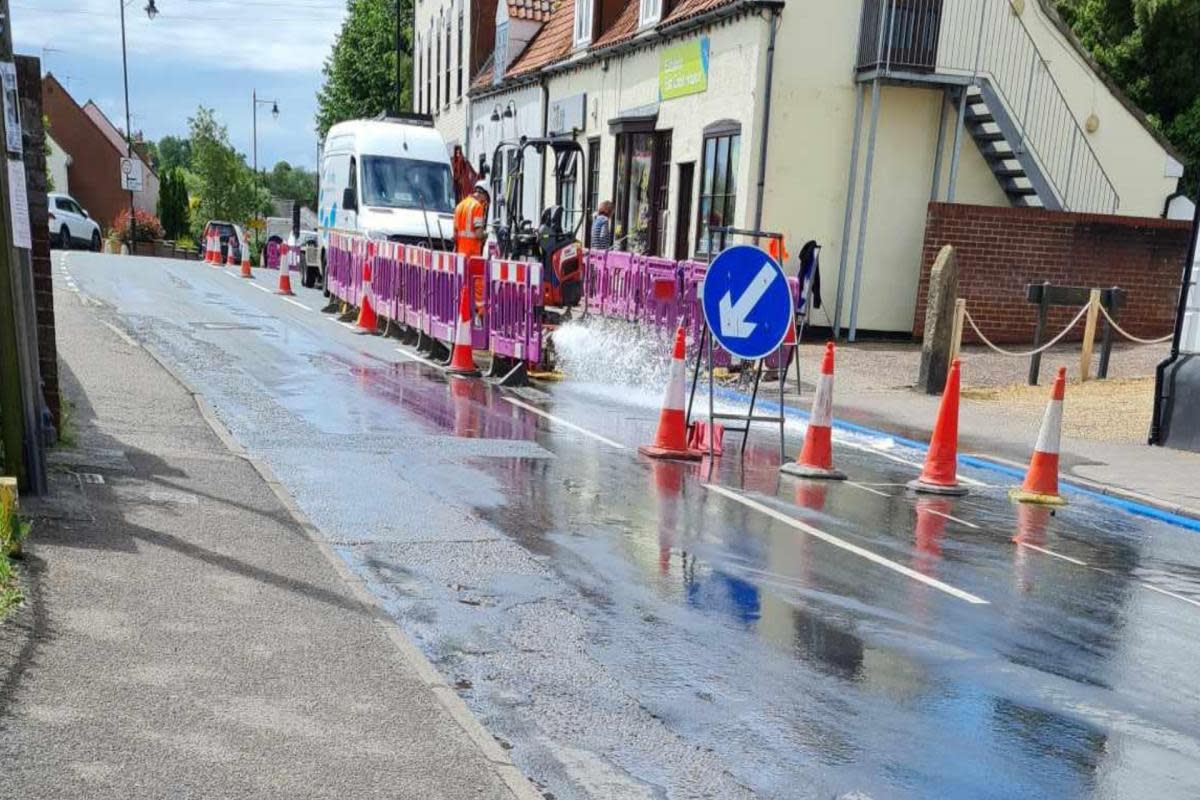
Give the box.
[324,232,806,369]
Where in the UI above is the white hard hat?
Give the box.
[473,180,490,196]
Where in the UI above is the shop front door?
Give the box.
[614,130,672,256]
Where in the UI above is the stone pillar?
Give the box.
[16,56,58,432]
[917,245,958,395]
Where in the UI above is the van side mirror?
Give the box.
[82,209,90,219]
[342,187,357,212]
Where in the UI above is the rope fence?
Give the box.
[963,303,1091,358]
[1098,304,1173,345]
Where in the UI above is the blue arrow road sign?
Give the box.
[701,245,794,360]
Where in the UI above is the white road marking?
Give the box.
[502,397,628,451]
[840,440,988,487]
[1140,582,1200,610]
[924,508,981,530]
[281,297,310,311]
[847,481,890,497]
[394,347,447,371]
[1018,543,1200,610]
[704,484,990,605]
[249,283,273,294]
[100,321,138,348]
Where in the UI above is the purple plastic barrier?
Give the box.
[402,245,427,331]
[602,251,640,321]
[425,250,466,345]
[265,241,281,270]
[582,249,608,315]
[488,259,542,364]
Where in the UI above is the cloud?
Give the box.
[13,0,345,75]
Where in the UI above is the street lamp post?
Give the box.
[252,90,280,251]
[118,0,158,252]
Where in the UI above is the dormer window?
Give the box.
[639,0,661,27]
[574,0,593,46]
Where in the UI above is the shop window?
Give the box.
[574,0,593,45]
[585,138,600,246]
[556,150,580,234]
[612,130,672,256]
[639,0,661,27]
[696,122,741,258]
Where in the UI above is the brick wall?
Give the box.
[913,202,1192,345]
[17,56,59,430]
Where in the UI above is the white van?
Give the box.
[317,115,457,289]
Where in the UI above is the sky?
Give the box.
[13,0,349,170]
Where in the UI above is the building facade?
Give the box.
[41,74,159,230]
[466,0,1182,334]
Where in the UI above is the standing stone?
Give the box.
[918,245,958,395]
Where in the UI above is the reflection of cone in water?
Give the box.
[914,497,952,557]
[449,375,479,437]
[781,342,845,480]
[909,359,968,495]
[794,480,828,512]
[1013,502,1052,547]
[1012,503,1053,593]
[651,460,685,574]
[1010,366,1068,506]
[639,327,702,461]
[447,285,480,376]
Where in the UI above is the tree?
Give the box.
[187,107,260,237]
[1055,0,1200,195]
[315,0,413,139]
[157,134,193,174]
[263,161,319,209]
[157,168,190,240]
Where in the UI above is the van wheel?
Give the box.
[91,231,102,252]
[59,227,71,250]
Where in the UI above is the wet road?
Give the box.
[61,252,1200,799]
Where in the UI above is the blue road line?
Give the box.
[712,385,1200,533]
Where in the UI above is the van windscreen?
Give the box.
[361,156,455,213]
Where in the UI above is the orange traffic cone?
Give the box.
[240,244,253,278]
[781,342,845,479]
[1010,366,1067,506]
[226,239,238,268]
[447,285,480,375]
[205,234,216,264]
[275,243,295,295]
[354,256,378,333]
[639,327,702,461]
[909,359,968,495]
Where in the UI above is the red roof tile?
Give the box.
[507,0,554,21]
[592,0,640,48]
[662,0,737,26]
[507,0,575,76]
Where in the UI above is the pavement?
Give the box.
[8,251,1200,799]
[0,256,538,799]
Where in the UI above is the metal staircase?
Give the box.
[855,0,1120,215]
[960,81,1054,209]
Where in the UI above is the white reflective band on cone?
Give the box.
[811,374,834,428]
[1034,399,1063,454]
[664,357,686,411]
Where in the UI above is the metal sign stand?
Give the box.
[685,226,791,464]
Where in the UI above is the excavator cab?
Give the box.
[490,136,586,309]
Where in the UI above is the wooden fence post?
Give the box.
[1079,288,1101,382]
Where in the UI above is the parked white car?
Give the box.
[48,192,102,251]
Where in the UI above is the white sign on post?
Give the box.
[120,157,143,192]
[0,62,21,156]
[7,159,31,250]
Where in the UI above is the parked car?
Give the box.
[48,192,102,251]
[199,220,246,263]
